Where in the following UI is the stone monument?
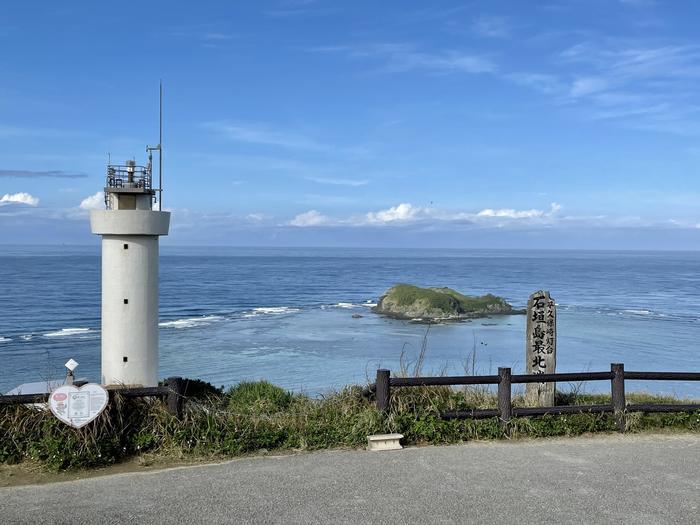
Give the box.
[525,290,556,406]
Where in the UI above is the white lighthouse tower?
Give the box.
[90,143,170,387]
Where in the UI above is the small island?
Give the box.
[372,283,521,322]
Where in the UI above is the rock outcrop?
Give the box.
[372,283,518,321]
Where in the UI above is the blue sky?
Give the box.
[1,0,699,248]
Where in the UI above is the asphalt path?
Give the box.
[2,433,698,524]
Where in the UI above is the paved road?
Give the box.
[2,434,698,524]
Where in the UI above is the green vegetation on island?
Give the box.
[373,284,520,321]
[1,380,697,473]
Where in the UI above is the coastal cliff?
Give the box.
[372,283,518,321]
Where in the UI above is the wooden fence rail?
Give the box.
[0,377,187,418]
[375,363,700,433]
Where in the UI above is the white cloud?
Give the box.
[79,192,104,210]
[365,203,423,223]
[477,207,543,219]
[289,210,331,227]
[476,202,561,219]
[246,213,271,222]
[0,192,39,206]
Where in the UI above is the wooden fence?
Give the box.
[374,363,700,432]
[0,377,188,418]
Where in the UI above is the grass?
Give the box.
[1,380,698,472]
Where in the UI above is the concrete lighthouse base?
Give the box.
[91,210,170,387]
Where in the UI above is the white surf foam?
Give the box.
[44,328,91,338]
[248,307,301,316]
[335,302,357,309]
[325,301,377,310]
[0,336,11,343]
[159,315,223,329]
[622,309,652,316]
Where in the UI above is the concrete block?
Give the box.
[367,433,403,451]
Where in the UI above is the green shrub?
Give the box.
[226,381,294,414]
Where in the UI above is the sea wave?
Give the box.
[335,302,359,309]
[43,328,92,338]
[622,309,652,316]
[159,315,223,329]
[0,336,11,343]
[243,307,301,317]
[323,301,377,310]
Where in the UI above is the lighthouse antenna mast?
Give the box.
[159,81,163,211]
[146,82,164,210]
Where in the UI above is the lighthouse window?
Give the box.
[123,356,128,363]
[123,298,129,304]
[123,243,129,249]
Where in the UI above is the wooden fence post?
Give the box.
[376,369,391,414]
[498,367,512,433]
[611,363,626,433]
[166,377,186,418]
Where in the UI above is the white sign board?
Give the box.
[49,383,109,428]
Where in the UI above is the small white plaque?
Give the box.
[49,383,109,428]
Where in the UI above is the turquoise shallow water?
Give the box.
[1,246,699,397]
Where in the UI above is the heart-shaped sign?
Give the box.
[49,383,109,428]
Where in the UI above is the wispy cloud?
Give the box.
[619,0,657,6]
[0,192,39,207]
[202,122,372,161]
[507,72,563,94]
[0,169,87,178]
[0,124,82,139]
[304,176,368,187]
[264,0,338,18]
[472,16,511,38]
[202,32,234,42]
[559,42,700,80]
[311,35,700,136]
[509,38,700,134]
[204,121,328,152]
[311,43,497,75]
[246,213,273,223]
[568,76,611,97]
[167,25,239,48]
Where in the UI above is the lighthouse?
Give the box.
[90,148,170,387]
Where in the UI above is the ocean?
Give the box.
[1,246,699,397]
